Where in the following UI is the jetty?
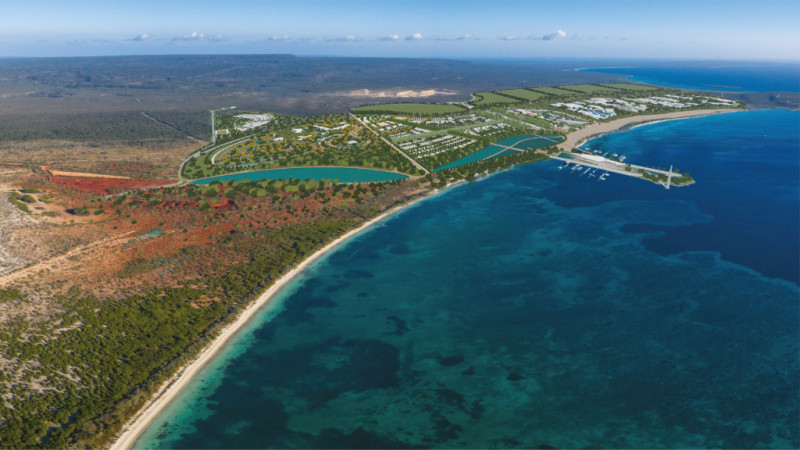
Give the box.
[484,134,685,189]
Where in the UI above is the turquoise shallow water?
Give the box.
[435,135,562,172]
[190,167,408,184]
[137,110,799,448]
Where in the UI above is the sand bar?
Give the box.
[559,108,740,151]
[109,191,433,449]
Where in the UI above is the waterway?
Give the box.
[137,109,799,448]
[435,134,563,172]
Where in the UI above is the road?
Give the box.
[349,113,429,174]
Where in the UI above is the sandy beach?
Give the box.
[109,107,743,449]
[109,191,434,449]
[559,108,740,151]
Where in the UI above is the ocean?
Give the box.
[581,64,800,92]
[134,109,799,448]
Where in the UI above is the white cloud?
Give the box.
[266,35,291,41]
[173,32,228,42]
[177,32,205,41]
[542,30,567,41]
[436,34,472,41]
[325,35,360,42]
[378,34,401,41]
[405,33,423,41]
[529,30,567,41]
[130,34,150,42]
[500,35,521,41]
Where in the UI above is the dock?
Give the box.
[482,134,683,189]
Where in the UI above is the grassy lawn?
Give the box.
[530,86,578,96]
[601,83,659,91]
[473,92,520,105]
[497,89,545,102]
[559,84,620,94]
[351,103,465,115]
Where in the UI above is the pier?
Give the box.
[486,134,683,189]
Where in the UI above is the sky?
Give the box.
[1,0,798,61]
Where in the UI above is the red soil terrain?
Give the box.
[4,168,412,303]
[48,175,170,194]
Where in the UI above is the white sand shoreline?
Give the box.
[558,108,740,151]
[109,190,437,449]
[109,108,742,449]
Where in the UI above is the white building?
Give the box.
[576,153,625,167]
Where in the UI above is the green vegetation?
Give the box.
[0,79,734,448]
[182,114,423,179]
[0,174,414,447]
[431,144,552,185]
[144,110,210,140]
[350,84,736,178]
[641,170,666,184]
[559,84,620,94]
[472,92,519,105]
[0,215,367,448]
[496,108,556,129]
[8,192,31,213]
[417,125,533,170]
[497,89,545,102]
[530,86,578,96]
[0,111,187,143]
[671,172,694,186]
[351,103,465,115]
[601,83,658,91]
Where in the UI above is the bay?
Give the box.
[136,110,799,449]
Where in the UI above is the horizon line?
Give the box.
[0,53,798,65]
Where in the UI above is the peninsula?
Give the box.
[0,82,742,448]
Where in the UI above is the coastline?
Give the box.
[109,108,741,449]
[109,187,438,449]
[558,108,740,150]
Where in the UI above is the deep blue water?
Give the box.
[190,167,408,185]
[583,65,800,92]
[136,110,799,448]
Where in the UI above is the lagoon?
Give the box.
[190,167,408,185]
